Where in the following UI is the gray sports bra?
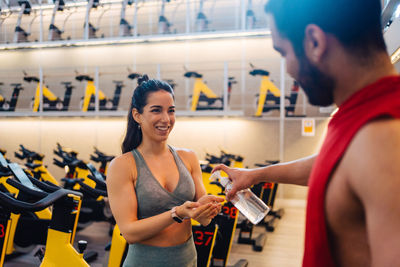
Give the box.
[132,146,196,220]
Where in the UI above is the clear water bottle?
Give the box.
[210,171,270,224]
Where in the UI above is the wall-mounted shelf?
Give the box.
[0,29,270,50]
[0,0,269,48]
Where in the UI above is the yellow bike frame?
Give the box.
[255,75,281,116]
[81,80,106,112]
[106,225,127,267]
[33,83,58,112]
[191,78,219,111]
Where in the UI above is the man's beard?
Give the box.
[297,55,335,107]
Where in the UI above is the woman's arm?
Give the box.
[107,153,211,244]
[177,149,223,225]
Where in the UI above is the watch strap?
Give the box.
[171,206,184,223]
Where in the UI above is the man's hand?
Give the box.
[212,164,256,201]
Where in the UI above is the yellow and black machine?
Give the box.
[0,159,94,267]
[184,70,227,111]
[0,83,24,112]
[75,73,123,112]
[251,64,302,117]
[53,143,113,230]
[90,147,114,176]
[23,73,74,112]
[251,67,281,117]
[0,152,53,258]
[14,144,59,186]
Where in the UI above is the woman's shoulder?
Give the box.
[108,152,136,180]
[172,146,196,158]
[110,151,135,166]
[172,146,199,165]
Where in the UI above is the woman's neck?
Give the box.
[137,140,169,156]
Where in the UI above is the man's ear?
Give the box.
[304,24,327,64]
[132,108,141,124]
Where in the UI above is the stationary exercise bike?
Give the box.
[0,83,23,112]
[53,143,113,230]
[251,66,281,116]
[90,147,114,175]
[48,0,65,41]
[0,161,95,267]
[245,0,256,30]
[23,74,74,112]
[83,0,100,39]
[158,0,172,34]
[14,144,59,186]
[252,64,301,117]
[195,0,209,32]
[119,0,133,37]
[76,73,123,112]
[13,0,34,43]
[185,70,235,111]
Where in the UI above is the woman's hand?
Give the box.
[192,202,221,226]
[176,196,223,226]
[197,194,224,205]
[195,195,224,226]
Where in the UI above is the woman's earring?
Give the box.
[138,124,141,129]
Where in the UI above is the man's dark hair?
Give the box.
[265,0,386,59]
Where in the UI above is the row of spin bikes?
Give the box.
[0,144,284,267]
[1,65,302,117]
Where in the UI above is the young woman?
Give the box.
[107,75,223,267]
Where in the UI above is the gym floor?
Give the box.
[4,203,305,267]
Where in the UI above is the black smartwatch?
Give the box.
[171,206,184,223]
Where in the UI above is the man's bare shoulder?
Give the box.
[344,117,400,197]
[339,118,400,266]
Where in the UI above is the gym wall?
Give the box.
[0,28,331,202]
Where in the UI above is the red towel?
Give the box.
[303,75,400,267]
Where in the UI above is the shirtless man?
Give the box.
[214,0,400,266]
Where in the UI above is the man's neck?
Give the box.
[333,52,398,106]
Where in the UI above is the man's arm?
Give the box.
[213,154,316,200]
[345,118,400,267]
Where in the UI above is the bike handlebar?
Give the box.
[0,188,80,214]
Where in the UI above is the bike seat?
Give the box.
[23,76,40,83]
[53,0,65,11]
[249,69,270,76]
[128,73,141,80]
[184,71,202,78]
[76,75,93,82]
[18,0,32,14]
